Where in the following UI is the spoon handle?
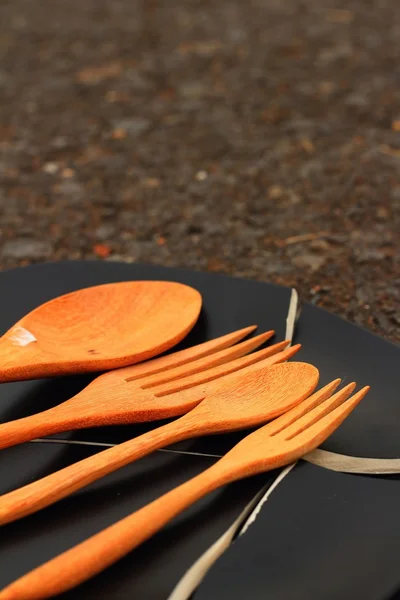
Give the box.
[0,414,199,526]
[0,461,231,600]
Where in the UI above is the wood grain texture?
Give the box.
[0,281,202,382]
[0,330,279,449]
[0,379,370,600]
[0,355,310,525]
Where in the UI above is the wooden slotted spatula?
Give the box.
[0,351,305,526]
[0,327,287,449]
[0,280,202,382]
[0,378,370,600]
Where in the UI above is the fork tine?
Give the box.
[283,383,368,441]
[286,386,370,450]
[120,325,258,382]
[265,379,343,436]
[139,331,274,389]
[281,382,357,439]
[153,343,299,397]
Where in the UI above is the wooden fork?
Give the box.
[0,346,301,526]
[0,326,283,449]
[0,380,370,599]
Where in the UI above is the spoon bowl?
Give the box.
[0,280,202,382]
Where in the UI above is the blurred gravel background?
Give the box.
[0,0,399,342]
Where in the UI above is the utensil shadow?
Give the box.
[0,373,96,422]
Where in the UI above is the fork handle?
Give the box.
[0,461,231,600]
[0,389,135,450]
[0,406,91,450]
[0,414,200,526]
[0,381,185,451]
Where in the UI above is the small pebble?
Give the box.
[111,118,150,137]
[42,162,59,174]
[292,253,327,272]
[1,239,53,260]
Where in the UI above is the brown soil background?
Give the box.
[0,0,399,342]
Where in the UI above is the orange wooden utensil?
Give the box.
[0,327,277,449]
[0,379,370,600]
[0,281,202,382]
[0,349,304,526]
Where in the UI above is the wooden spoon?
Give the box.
[0,281,202,382]
[0,359,316,526]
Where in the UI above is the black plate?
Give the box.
[0,260,294,598]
